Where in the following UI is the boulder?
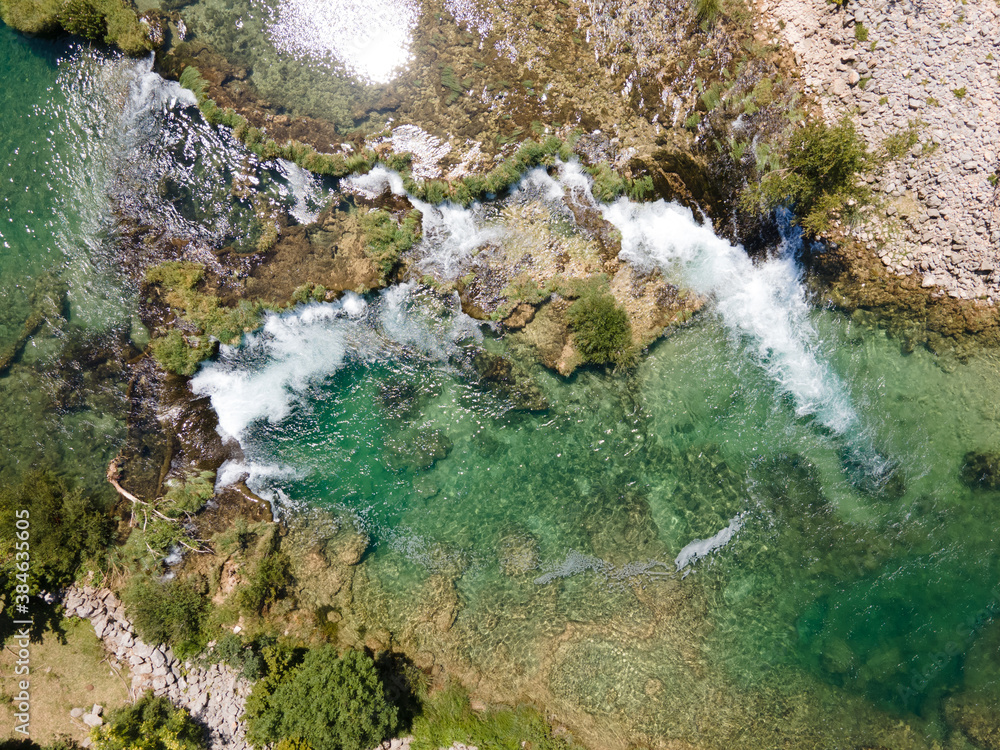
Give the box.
[82,714,103,728]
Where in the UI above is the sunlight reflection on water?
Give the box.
[259,0,420,83]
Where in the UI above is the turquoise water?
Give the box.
[191,184,1000,747]
[5,22,1000,749]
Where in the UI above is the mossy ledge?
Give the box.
[0,0,154,55]
[177,66,658,209]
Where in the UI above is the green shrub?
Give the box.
[122,576,208,657]
[567,293,635,368]
[740,115,874,235]
[207,633,269,680]
[91,693,206,750]
[359,209,422,282]
[880,121,921,159]
[854,22,869,42]
[0,0,61,34]
[245,647,398,750]
[150,329,217,376]
[411,684,579,750]
[163,470,215,516]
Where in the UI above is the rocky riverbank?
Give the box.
[62,585,473,750]
[769,0,1000,302]
[63,585,253,750]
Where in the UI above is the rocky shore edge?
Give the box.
[61,585,479,750]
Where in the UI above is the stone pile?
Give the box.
[62,587,467,750]
[63,586,252,750]
[767,0,1000,300]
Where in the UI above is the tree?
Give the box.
[121,576,208,658]
[0,471,113,644]
[90,693,206,750]
[246,647,398,750]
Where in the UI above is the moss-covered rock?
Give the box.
[0,0,153,54]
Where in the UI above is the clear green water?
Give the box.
[193,277,1000,746]
[0,25,130,492]
[5,21,1000,749]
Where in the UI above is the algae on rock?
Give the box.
[0,0,153,54]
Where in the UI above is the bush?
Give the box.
[359,209,422,282]
[0,0,61,34]
[122,576,208,657]
[163,469,215,516]
[245,647,398,750]
[567,293,636,368]
[207,633,269,680]
[91,693,206,750]
[150,329,217,376]
[740,115,874,235]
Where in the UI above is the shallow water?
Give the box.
[5,24,1000,749]
[193,168,1000,745]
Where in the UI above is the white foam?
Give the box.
[342,166,406,198]
[278,158,328,224]
[410,200,504,280]
[674,514,745,572]
[190,302,364,440]
[601,198,858,435]
[191,286,480,443]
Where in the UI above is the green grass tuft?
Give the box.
[411,684,582,750]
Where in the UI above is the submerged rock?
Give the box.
[470,349,547,411]
[960,451,1000,490]
[383,428,454,473]
[498,530,540,577]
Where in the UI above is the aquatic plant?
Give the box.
[410,684,581,750]
[90,692,206,750]
[245,646,398,750]
[585,162,655,202]
[177,64,652,214]
[567,291,636,369]
[359,209,422,282]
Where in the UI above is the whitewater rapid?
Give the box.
[193,160,894,503]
